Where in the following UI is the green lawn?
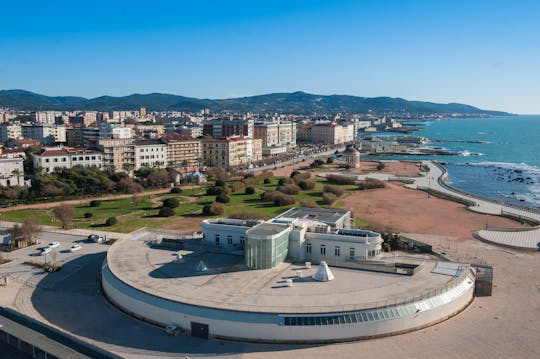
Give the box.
[2,172,372,233]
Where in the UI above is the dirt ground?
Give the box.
[342,181,522,241]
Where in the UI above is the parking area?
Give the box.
[0,228,108,289]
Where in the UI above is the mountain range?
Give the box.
[0,89,510,116]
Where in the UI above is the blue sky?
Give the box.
[1,0,539,113]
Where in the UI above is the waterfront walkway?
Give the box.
[408,161,540,250]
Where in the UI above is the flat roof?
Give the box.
[247,223,290,236]
[107,238,460,314]
[276,207,350,225]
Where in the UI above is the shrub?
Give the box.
[298,180,316,190]
[277,184,301,195]
[382,242,391,252]
[290,170,300,178]
[229,211,269,220]
[83,212,93,218]
[215,179,226,187]
[291,171,311,183]
[162,197,180,208]
[358,178,386,190]
[245,186,255,195]
[229,181,245,192]
[89,200,101,207]
[278,177,292,186]
[206,186,223,196]
[263,178,271,184]
[105,217,118,226]
[170,187,182,194]
[323,184,344,196]
[326,174,357,185]
[261,191,278,201]
[202,202,225,215]
[310,159,324,168]
[376,162,385,170]
[215,194,230,203]
[299,198,319,208]
[326,157,334,164]
[158,206,175,217]
[322,193,337,205]
[273,193,296,206]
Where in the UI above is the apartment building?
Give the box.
[203,118,254,138]
[201,137,248,167]
[98,138,135,172]
[134,140,168,170]
[297,123,347,145]
[33,146,104,173]
[21,125,66,144]
[0,124,22,142]
[161,133,201,168]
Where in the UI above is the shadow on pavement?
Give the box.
[31,252,314,356]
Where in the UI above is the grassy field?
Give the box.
[2,171,375,233]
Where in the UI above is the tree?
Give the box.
[158,206,175,217]
[162,197,180,208]
[105,217,118,226]
[245,186,255,195]
[89,200,102,207]
[215,194,230,203]
[8,217,42,248]
[52,204,75,229]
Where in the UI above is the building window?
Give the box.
[215,234,220,246]
[306,242,311,254]
[227,235,233,245]
[320,245,326,255]
[349,248,355,260]
[334,246,340,257]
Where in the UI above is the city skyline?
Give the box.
[1,0,539,114]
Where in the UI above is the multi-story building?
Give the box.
[98,138,135,172]
[99,124,132,140]
[254,122,279,147]
[161,133,201,168]
[0,157,25,186]
[176,126,203,138]
[33,146,104,173]
[246,138,262,164]
[201,137,248,167]
[297,123,347,145]
[34,111,61,125]
[254,121,296,156]
[21,125,66,144]
[0,124,22,142]
[203,118,254,138]
[134,140,168,170]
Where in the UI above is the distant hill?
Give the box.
[0,89,511,116]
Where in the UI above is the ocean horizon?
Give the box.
[364,115,540,209]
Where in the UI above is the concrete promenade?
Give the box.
[409,161,540,250]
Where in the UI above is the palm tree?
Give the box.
[11,169,23,186]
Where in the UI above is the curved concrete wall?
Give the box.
[102,260,474,343]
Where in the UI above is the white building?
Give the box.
[201,218,264,250]
[0,124,22,142]
[33,146,104,173]
[0,157,24,186]
[35,111,61,125]
[22,125,66,144]
[134,140,168,169]
[99,124,132,140]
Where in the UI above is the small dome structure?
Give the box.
[312,261,334,282]
[342,145,361,168]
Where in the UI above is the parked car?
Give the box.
[70,244,82,252]
[40,247,52,255]
[47,242,60,249]
[88,234,105,243]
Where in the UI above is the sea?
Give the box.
[363,115,540,209]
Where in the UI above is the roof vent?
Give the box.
[312,261,335,282]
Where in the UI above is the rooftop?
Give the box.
[107,237,459,314]
[247,223,290,236]
[276,207,350,226]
